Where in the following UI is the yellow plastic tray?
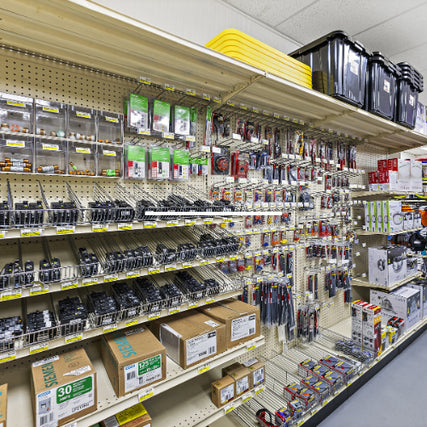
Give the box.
[206,29,312,88]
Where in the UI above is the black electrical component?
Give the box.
[135,277,165,312]
[13,200,44,227]
[88,290,119,326]
[161,282,183,307]
[175,270,206,299]
[0,201,10,227]
[112,282,141,318]
[51,201,79,226]
[58,296,88,335]
[78,247,99,277]
[114,200,135,222]
[0,315,23,351]
[156,243,177,264]
[26,309,57,343]
[89,200,115,223]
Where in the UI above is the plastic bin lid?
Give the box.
[290,30,369,57]
[369,51,400,76]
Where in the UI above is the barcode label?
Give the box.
[186,331,217,366]
[249,328,255,334]
[127,371,136,381]
[231,314,257,341]
[253,367,265,385]
[39,413,54,426]
[221,384,234,404]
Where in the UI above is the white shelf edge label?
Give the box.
[138,387,154,401]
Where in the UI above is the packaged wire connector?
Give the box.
[127,93,150,133]
[152,99,171,134]
[148,146,170,180]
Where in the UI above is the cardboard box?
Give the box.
[228,366,251,397]
[378,170,390,191]
[221,362,241,377]
[368,171,379,191]
[154,311,226,369]
[370,288,421,331]
[199,299,260,348]
[388,158,411,191]
[242,358,265,388]
[100,402,152,427]
[31,348,97,427]
[407,281,427,318]
[0,383,7,427]
[211,376,235,408]
[101,326,166,397]
[368,246,407,287]
[378,159,388,172]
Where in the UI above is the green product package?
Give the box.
[190,107,198,136]
[152,99,171,133]
[126,145,146,179]
[129,93,149,132]
[150,146,170,179]
[174,105,190,136]
[172,149,189,180]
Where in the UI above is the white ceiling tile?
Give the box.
[223,0,318,28]
[390,43,427,74]
[275,0,426,48]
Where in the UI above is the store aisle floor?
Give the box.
[319,329,427,427]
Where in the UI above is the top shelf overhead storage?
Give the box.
[0,0,426,152]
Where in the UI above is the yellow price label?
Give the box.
[125,320,138,327]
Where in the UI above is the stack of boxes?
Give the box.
[368,158,422,192]
[351,300,382,354]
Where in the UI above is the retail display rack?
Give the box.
[0,1,426,427]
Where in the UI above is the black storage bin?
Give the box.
[366,52,399,120]
[290,31,369,107]
[395,62,421,129]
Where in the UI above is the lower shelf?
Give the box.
[3,335,265,427]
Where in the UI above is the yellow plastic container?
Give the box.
[206,29,312,89]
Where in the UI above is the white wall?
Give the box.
[92,0,300,52]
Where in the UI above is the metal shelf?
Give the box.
[2,333,264,427]
[0,0,426,152]
[357,227,423,236]
[0,287,241,365]
[78,335,265,427]
[0,216,227,241]
[351,272,423,291]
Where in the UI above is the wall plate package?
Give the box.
[0,92,33,134]
[151,99,171,134]
[68,105,96,142]
[410,159,423,192]
[148,146,170,180]
[190,107,198,137]
[173,105,190,137]
[98,110,123,144]
[31,348,97,427]
[35,99,66,137]
[98,145,122,177]
[68,141,96,176]
[36,138,66,174]
[0,137,34,173]
[128,93,150,134]
[383,200,402,233]
[125,145,146,179]
[101,326,166,397]
[171,148,189,181]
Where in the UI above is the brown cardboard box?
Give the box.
[199,299,260,348]
[101,326,166,397]
[100,402,152,427]
[243,358,266,388]
[211,376,235,408]
[221,362,241,377]
[229,366,251,397]
[0,383,7,427]
[152,311,226,369]
[31,348,97,427]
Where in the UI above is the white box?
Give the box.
[403,212,413,230]
[376,200,383,233]
[370,201,376,233]
[383,200,403,233]
[368,246,407,287]
[415,102,426,135]
[364,201,370,231]
[388,159,411,191]
[351,300,366,345]
[370,288,421,331]
[406,258,418,276]
[406,282,427,318]
[410,160,423,192]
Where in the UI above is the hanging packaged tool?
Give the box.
[211,147,230,175]
[204,106,213,146]
[231,151,249,179]
[273,128,281,158]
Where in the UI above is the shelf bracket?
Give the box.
[311,110,353,127]
[213,74,264,110]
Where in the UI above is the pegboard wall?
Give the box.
[0,44,402,361]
